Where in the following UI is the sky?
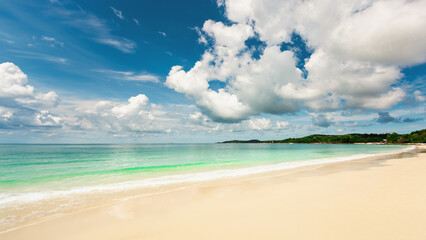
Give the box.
[0,0,425,143]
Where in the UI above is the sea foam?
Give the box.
[0,145,416,207]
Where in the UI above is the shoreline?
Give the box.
[1,144,425,239]
[0,145,413,226]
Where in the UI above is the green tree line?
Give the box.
[262,129,426,144]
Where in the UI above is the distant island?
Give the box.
[221,129,426,144]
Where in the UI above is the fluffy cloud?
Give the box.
[247,118,290,130]
[326,0,426,66]
[247,118,272,130]
[68,94,163,133]
[203,20,254,52]
[0,62,60,129]
[34,110,62,127]
[111,94,149,118]
[0,62,173,135]
[0,62,34,97]
[166,0,426,123]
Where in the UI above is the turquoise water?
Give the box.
[0,143,411,231]
[0,144,409,191]
[0,144,408,189]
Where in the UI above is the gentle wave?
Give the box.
[0,145,416,207]
[0,161,214,184]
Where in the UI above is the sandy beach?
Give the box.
[1,145,425,240]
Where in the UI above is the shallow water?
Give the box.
[0,143,410,231]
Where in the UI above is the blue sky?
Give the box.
[0,0,223,102]
[0,0,425,143]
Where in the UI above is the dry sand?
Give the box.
[1,145,425,240]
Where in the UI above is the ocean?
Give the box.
[0,143,411,232]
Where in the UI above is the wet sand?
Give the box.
[1,145,425,240]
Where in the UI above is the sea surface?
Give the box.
[0,143,411,232]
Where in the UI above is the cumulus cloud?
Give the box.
[187,111,291,133]
[0,63,59,107]
[326,0,426,66]
[0,62,60,129]
[34,110,62,127]
[111,94,149,118]
[0,62,34,98]
[1,62,299,139]
[247,118,290,130]
[166,0,426,123]
[64,94,188,135]
[247,118,271,130]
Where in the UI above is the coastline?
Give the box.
[1,144,425,239]
[0,144,412,233]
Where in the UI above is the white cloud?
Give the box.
[0,39,14,44]
[0,62,60,129]
[96,37,136,53]
[0,62,59,109]
[0,62,34,97]
[242,118,291,131]
[34,110,62,127]
[41,35,64,47]
[166,60,253,122]
[344,122,359,127]
[166,0,425,123]
[158,32,167,37]
[110,7,124,20]
[68,94,182,134]
[345,87,405,110]
[275,121,290,130]
[326,0,426,66]
[247,118,272,130]
[41,36,55,41]
[0,63,59,108]
[187,111,292,133]
[225,0,426,66]
[111,94,149,118]
[0,62,303,140]
[133,18,139,25]
[15,91,59,109]
[10,50,67,64]
[202,20,254,52]
[51,7,136,53]
[95,69,160,83]
[414,90,425,103]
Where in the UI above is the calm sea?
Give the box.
[0,143,411,232]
